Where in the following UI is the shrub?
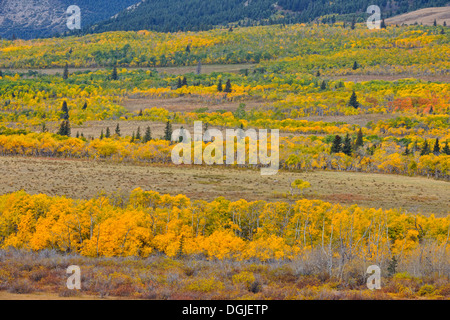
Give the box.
[418,284,435,296]
[186,277,224,293]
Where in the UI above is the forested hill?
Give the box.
[0,0,139,40]
[89,0,450,34]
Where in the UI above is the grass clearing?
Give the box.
[0,156,448,216]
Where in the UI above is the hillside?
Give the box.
[89,0,450,33]
[385,6,450,25]
[0,0,139,39]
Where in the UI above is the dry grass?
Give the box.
[123,96,267,113]
[329,74,450,83]
[0,156,448,216]
[385,6,450,26]
[4,63,256,76]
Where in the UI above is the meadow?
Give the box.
[0,21,449,299]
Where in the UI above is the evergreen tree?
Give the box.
[342,133,353,156]
[0,70,3,77]
[331,135,342,153]
[111,66,119,80]
[412,140,419,153]
[57,120,70,137]
[105,127,111,138]
[63,63,69,80]
[138,109,143,117]
[136,126,141,140]
[320,80,327,90]
[403,145,410,156]
[61,101,69,120]
[143,126,152,143]
[164,121,173,141]
[355,128,364,148]
[441,28,446,35]
[82,102,88,110]
[217,79,223,92]
[351,17,356,30]
[185,44,191,53]
[433,19,437,26]
[316,70,321,77]
[115,124,121,137]
[224,79,232,93]
[420,139,430,155]
[131,132,135,143]
[442,141,450,155]
[348,91,359,109]
[100,129,104,140]
[177,77,182,89]
[380,19,387,29]
[433,138,440,155]
[41,123,47,133]
[352,61,359,70]
[182,76,188,87]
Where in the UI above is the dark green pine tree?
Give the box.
[441,28,446,35]
[348,91,359,109]
[351,17,356,30]
[320,80,327,90]
[131,132,135,143]
[0,70,3,77]
[355,128,364,148]
[115,123,121,137]
[412,140,419,153]
[403,145,410,156]
[105,127,111,138]
[136,126,141,140]
[61,101,69,120]
[111,66,119,81]
[82,102,88,110]
[63,63,69,80]
[433,19,437,27]
[342,134,353,156]
[143,126,152,143]
[380,19,387,29]
[316,70,321,77]
[352,61,359,70]
[164,121,173,141]
[442,141,450,155]
[57,120,71,137]
[331,135,342,154]
[182,76,188,87]
[217,79,223,92]
[420,139,430,155]
[177,78,183,89]
[224,79,232,93]
[433,138,440,155]
[100,129,104,140]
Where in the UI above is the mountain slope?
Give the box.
[0,0,140,39]
[385,6,450,25]
[89,0,277,33]
[89,0,450,34]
